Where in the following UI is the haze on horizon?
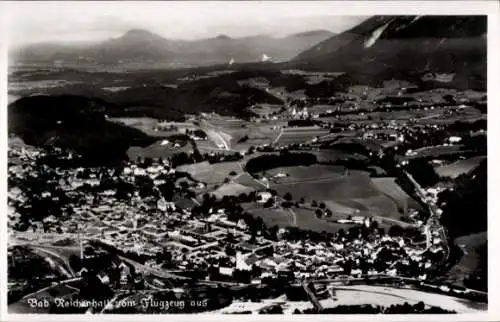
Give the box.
[3,1,367,47]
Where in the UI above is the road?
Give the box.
[403,171,450,258]
[302,281,323,312]
[31,246,76,277]
[287,208,297,226]
[272,127,284,145]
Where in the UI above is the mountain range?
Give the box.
[290,15,487,89]
[11,29,334,67]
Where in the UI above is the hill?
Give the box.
[11,29,334,67]
[291,16,487,90]
[8,95,158,164]
[438,159,487,239]
[9,70,284,121]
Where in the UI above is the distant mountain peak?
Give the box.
[215,34,232,40]
[120,29,164,40]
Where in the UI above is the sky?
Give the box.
[3,1,368,46]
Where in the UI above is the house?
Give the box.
[257,191,273,204]
[236,252,252,271]
[219,266,234,276]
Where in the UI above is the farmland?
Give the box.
[247,207,295,228]
[177,161,243,186]
[371,177,424,211]
[263,166,406,220]
[435,156,486,179]
[127,140,193,160]
[292,207,351,234]
[211,183,255,199]
[276,126,330,146]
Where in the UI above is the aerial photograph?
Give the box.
[4,1,488,315]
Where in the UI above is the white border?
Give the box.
[1,1,499,321]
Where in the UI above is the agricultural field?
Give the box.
[262,164,346,185]
[276,126,330,146]
[247,207,295,228]
[211,183,255,199]
[231,122,284,151]
[110,117,180,137]
[234,172,268,190]
[371,177,424,211]
[248,104,283,117]
[177,161,243,185]
[293,149,368,163]
[400,144,465,161]
[435,156,486,179]
[292,207,352,233]
[127,140,192,160]
[265,166,407,220]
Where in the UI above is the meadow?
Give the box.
[435,156,486,179]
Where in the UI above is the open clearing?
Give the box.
[292,207,352,234]
[247,207,295,228]
[211,183,255,198]
[277,127,330,146]
[266,166,406,220]
[127,140,192,160]
[177,161,243,185]
[435,156,486,179]
[371,177,423,211]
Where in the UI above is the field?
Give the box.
[211,183,255,198]
[232,122,284,151]
[371,177,423,211]
[248,104,283,117]
[400,145,464,161]
[435,156,486,179]
[177,161,243,185]
[110,117,192,137]
[292,149,368,163]
[234,172,268,190]
[292,207,352,234]
[276,126,330,146]
[127,140,192,160]
[266,165,407,220]
[247,207,295,228]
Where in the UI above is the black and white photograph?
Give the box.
[1,1,497,318]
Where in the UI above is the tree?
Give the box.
[311,200,318,207]
[69,254,82,272]
[225,245,236,256]
[315,209,323,218]
[263,198,274,208]
[299,197,305,204]
[389,224,404,237]
[283,192,293,201]
[268,225,279,241]
[319,202,326,209]
[325,209,333,217]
